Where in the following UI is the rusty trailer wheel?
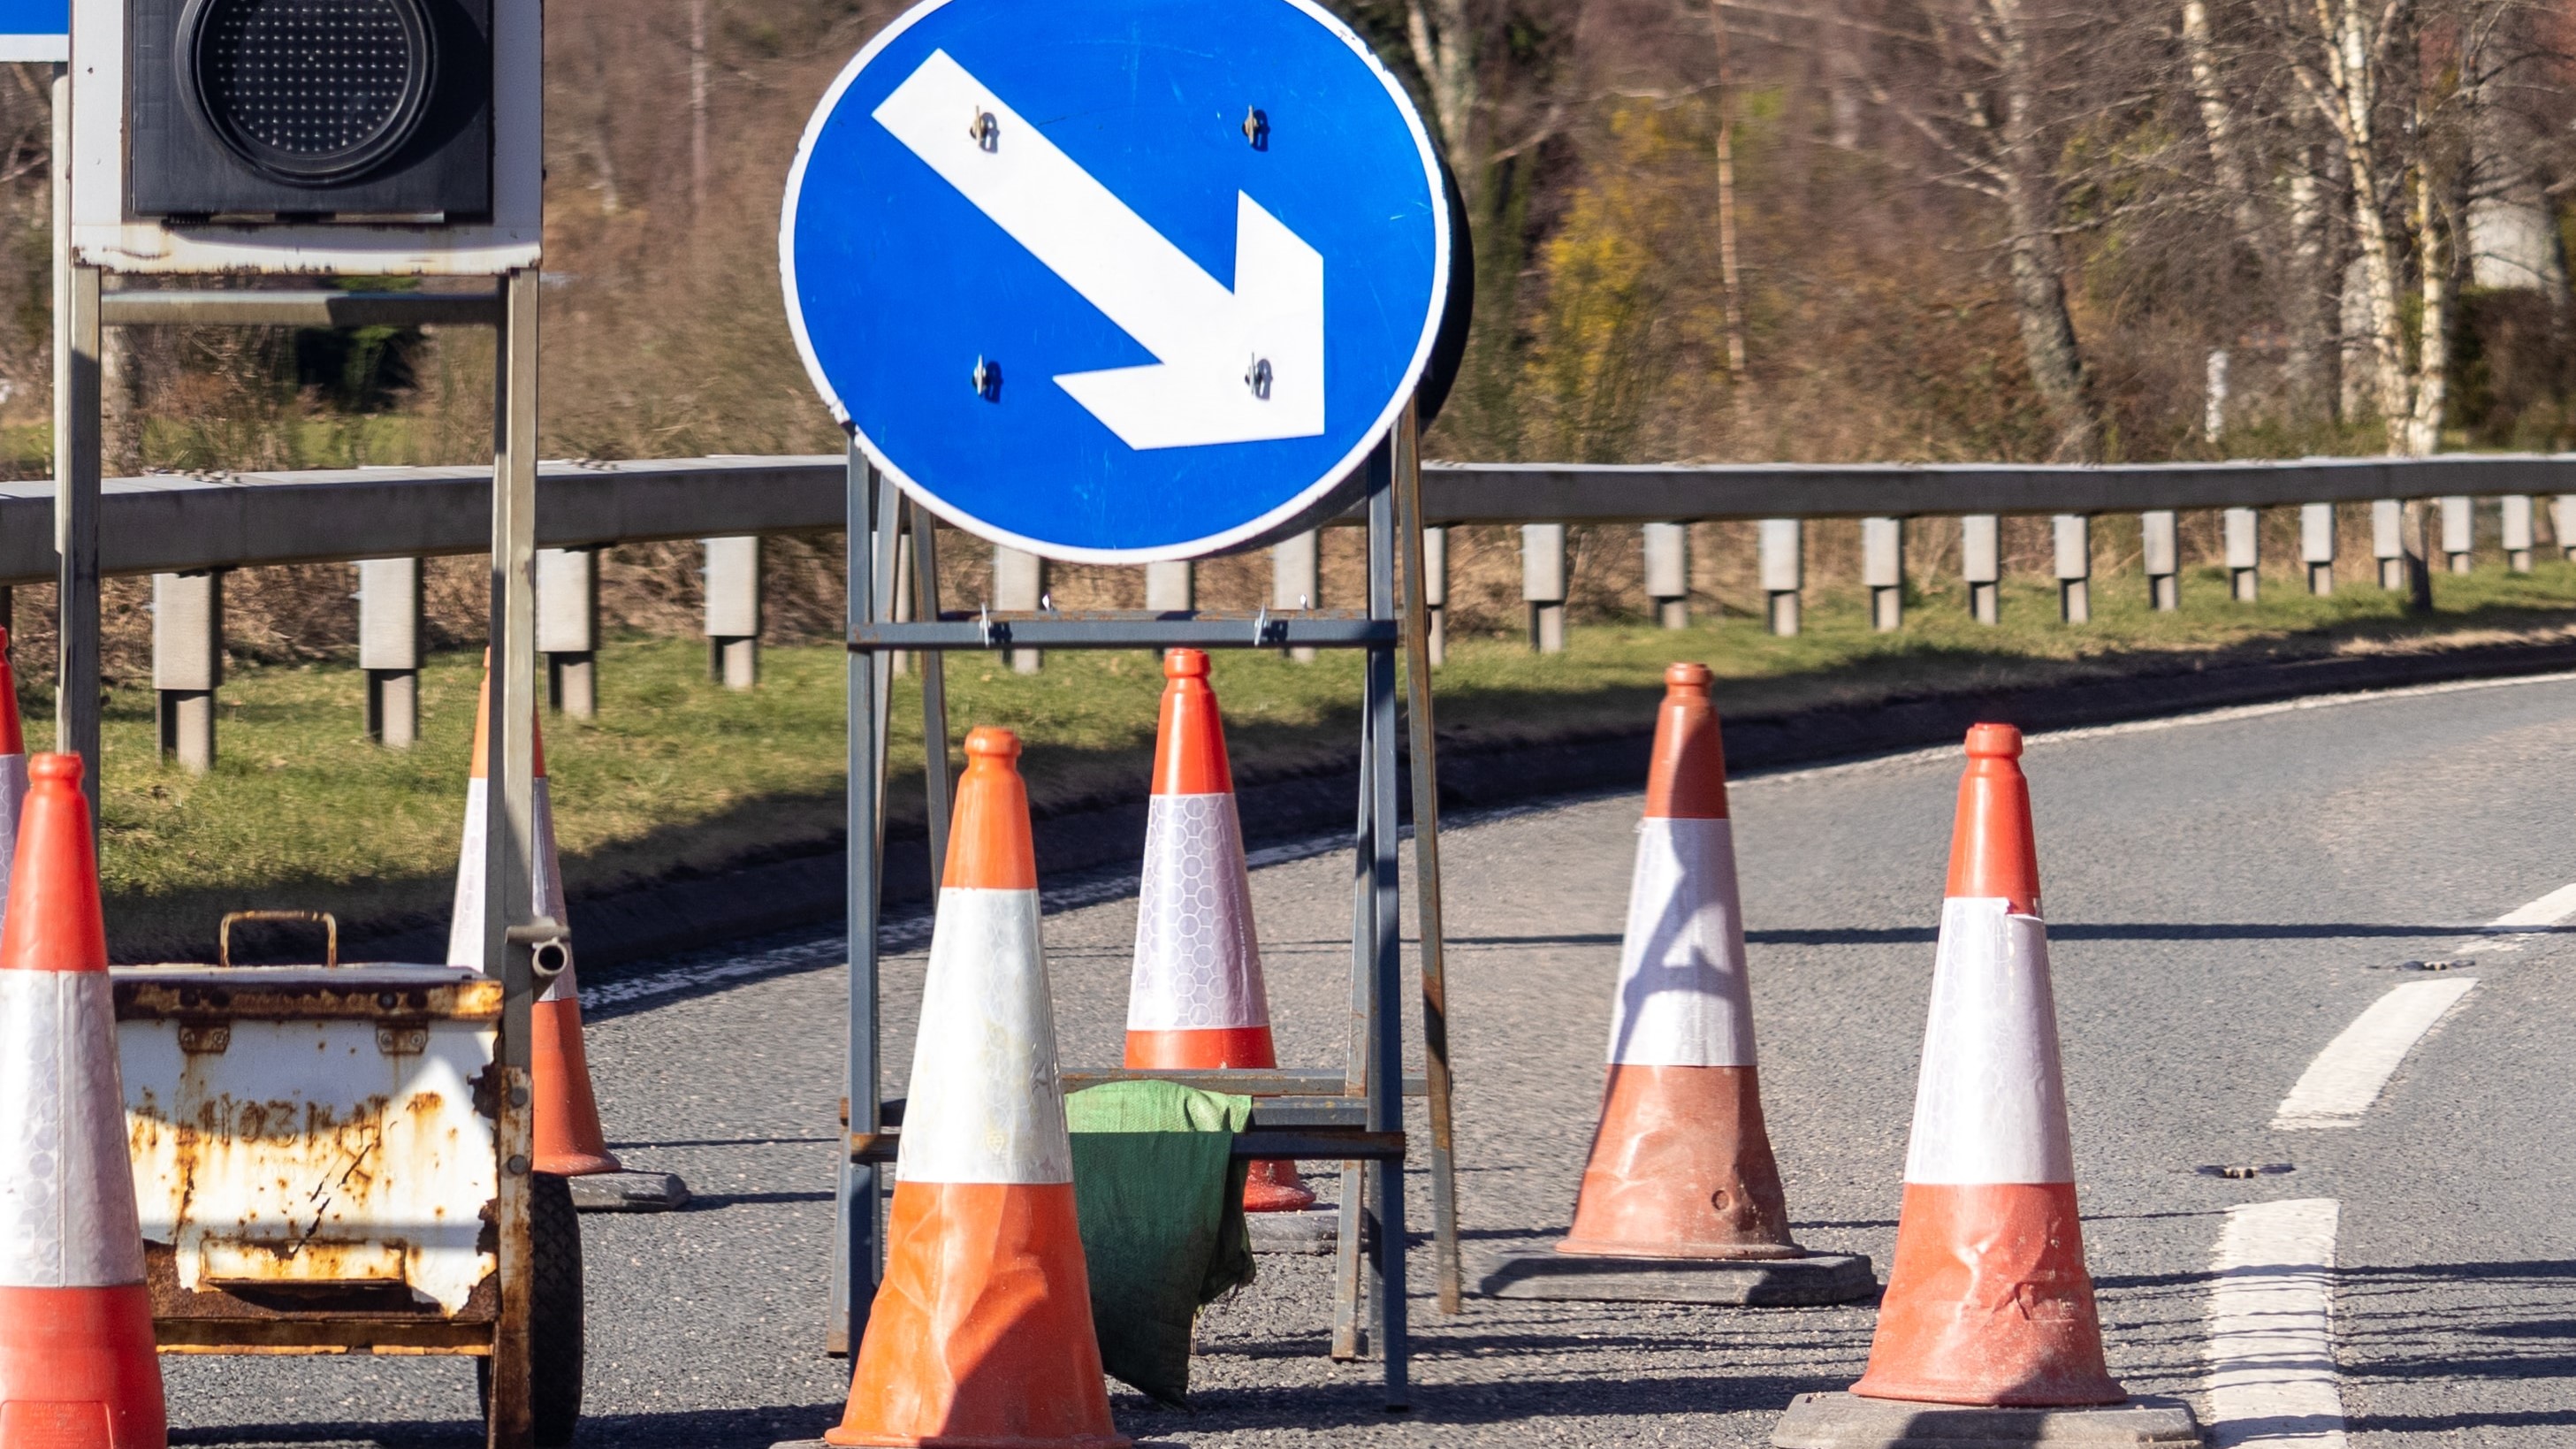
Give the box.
[480,1171,586,1446]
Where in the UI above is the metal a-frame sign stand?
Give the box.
[833,399,1461,1409]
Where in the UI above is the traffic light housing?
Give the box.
[125,0,494,221]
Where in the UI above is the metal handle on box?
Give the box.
[217,911,338,968]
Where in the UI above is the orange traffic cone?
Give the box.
[450,658,620,1178]
[1479,663,1871,1305]
[449,660,686,1209]
[0,629,27,915]
[829,727,1126,1449]
[1124,649,1313,1213]
[1774,724,2198,1447]
[0,754,167,1449]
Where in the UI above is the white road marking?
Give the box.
[1742,667,2576,788]
[2450,878,2576,958]
[2479,879,2576,931]
[2271,978,2477,1130]
[2206,1197,2344,1448]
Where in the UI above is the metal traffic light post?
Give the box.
[56,2,553,1443]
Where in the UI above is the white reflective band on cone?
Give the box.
[899,888,1072,1186]
[447,778,579,1004]
[1606,817,1757,1067]
[1902,897,2076,1185]
[0,972,146,1286]
[1127,793,1269,1033]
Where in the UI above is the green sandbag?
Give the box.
[1066,1079,1258,1406]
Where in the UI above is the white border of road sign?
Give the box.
[66,0,542,275]
[779,0,1452,565]
[0,35,65,61]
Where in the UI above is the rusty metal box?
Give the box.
[113,963,508,1354]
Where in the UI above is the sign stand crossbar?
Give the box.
[833,402,1458,1410]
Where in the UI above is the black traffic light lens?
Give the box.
[179,0,438,185]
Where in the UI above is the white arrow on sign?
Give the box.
[873,50,1326,451]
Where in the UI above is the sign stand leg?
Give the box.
[1391,399,1461,1315]
[1331,564,1378,1365]
[482,264,542,1449]
[1363,459,1411,1409]
[910,502,952,873]
[52,70,101,820]
[834,439,888,1359]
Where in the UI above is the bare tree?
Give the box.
[1767,0,2121,460]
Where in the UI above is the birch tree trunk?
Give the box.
[2180,0,2265,248]
[1988,0,2100,461]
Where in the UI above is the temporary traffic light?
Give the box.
[126,0,494,221]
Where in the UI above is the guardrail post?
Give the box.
[1145,560,1193,612]
[2225,507,2260,600]
[1273,531,1322,663]
[536,546,598,718]
[704,535,762,688]
[2142,510,2179,610]
[1861,517,1903,631]
[994,544,1046,673]
[2441,495,2473,573]
[2052,515,2090,623]
[1522,522,1568,652]
[153,569,220,774]
[1758,518,1802,636]
[2300,503,2336,595]
[2503,495,2534,573]
[357,557,423,748]
[1962,515,2000,624]
[2557,496,2576,561]
[1421,526,1448,667]
[2374,499,2405,589]
[1642,522,1689,629]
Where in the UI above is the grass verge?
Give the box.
[46,559,2576,960]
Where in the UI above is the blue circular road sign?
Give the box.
[781,0,1451,563]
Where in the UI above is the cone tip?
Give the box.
[964,726,1022,763]
[1965,721,2023,759]
[1663,660,1712,694]
[1164,648,1210,680]
[30,752,80,787]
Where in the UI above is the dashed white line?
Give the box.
[2206,1197,2344,1448]
[2271,978,2477,1130]
[2479,880,2576,931]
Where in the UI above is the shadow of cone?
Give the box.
[1124,650,1312,1213]
[0,754,167,1449]
[1772,726,2200,1449]
[830,728,1127,1449]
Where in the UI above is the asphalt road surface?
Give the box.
[165,672,2576,1447]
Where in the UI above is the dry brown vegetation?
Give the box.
[0,0,2568,673]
